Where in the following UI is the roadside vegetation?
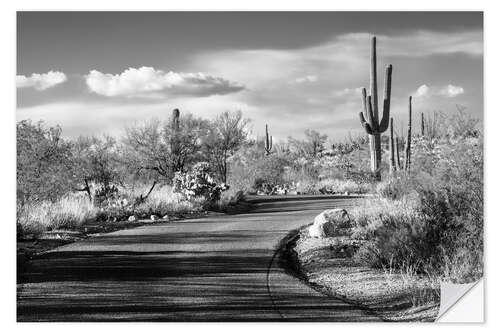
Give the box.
[289,36,482,321]
[297,108,482,320]
[17,108,375,239]
[353,109,483,284]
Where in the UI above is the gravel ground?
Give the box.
[293,228,440,322]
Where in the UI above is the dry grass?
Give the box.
[131,185,204,217]
[17,193,98,236]
[17,184,204,238]
[316,178,372,194]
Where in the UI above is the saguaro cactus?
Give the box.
[264,124,273,155]
[171,108,181,172]
[395,137,402,170]
[172,108,180,131]
[421,112,425,137]
[404,97,413,171]
[359,36,393,179]
[389,117,396,174]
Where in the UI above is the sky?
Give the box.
[16,11,483,141]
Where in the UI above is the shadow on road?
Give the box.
[17,195,376,321]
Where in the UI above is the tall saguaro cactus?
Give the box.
[171,108,181,172]
[421,112,425,137]
[389,117,396,174]
[359,36,393,179]
[264,124,273,155]
[395,137,402,170]
[404,97,413,171]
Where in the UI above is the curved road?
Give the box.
[17,195,380,321]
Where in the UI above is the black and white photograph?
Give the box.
[15,10,484,322]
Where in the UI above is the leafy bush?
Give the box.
[173,162,228,204]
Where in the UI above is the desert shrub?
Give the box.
[376,174,417,200]
[447,105,480,138]
[173,162,228,205]
[353,136,483,283]
[256,155,291,186]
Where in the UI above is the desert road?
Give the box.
[17,195,381,321]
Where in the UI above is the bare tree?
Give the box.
[288,129,328,158]
[122,113,209,184]
[71,135,123,202]
[204,111,249,183]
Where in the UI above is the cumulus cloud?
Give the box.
[16,71,67,90]
[294,75,318,84]
[415,84,465,98]
[85,66,244,98]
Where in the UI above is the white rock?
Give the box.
[308,208,351,238]
[128,215,137,222]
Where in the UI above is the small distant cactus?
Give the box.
[264,124,273,155]
[404,97,413,171]
[172,108,180,131]
[358,36,393,179]
[389,117,396,174]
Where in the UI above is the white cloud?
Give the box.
[375,30,482,57]
[439,84,465,97]
[294,75,318,84]
[333,87,363,98]
[415,84,431,97]
[16,71,67,90]
[414,84,465,98]
[85,66,244,98]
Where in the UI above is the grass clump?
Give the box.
[17,194,98,237]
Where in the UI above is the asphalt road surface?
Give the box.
[17,195,381,321]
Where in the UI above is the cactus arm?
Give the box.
[359,112,374,134]
[360,87,374,134]
[361,87,368,116]
[270,135,273,150]
[370,36,379,123]
[366,95,377,132]
[379,64,393,132]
